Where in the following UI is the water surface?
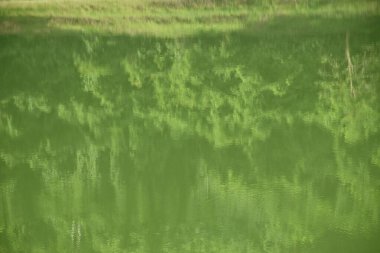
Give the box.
[1,21,380,252]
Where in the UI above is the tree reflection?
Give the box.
[0,26,379,252]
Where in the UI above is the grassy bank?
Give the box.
[0,0,379,36]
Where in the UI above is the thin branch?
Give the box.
[345,31,356,98]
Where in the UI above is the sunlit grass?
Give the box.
[0,0,379,36]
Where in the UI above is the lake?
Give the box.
[1,13,380,253]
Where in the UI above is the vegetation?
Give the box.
[0,0,378,36]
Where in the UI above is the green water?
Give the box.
[1,19,380,253]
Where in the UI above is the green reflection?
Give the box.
[1,15,380,253]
